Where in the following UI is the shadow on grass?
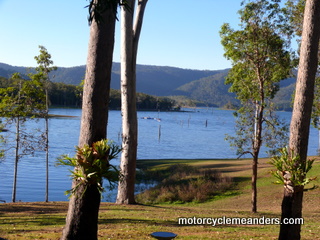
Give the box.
[233,176,251,183]
[137,159,216,169]
[0,203,67,214]
[101,203,200,213]
[137,158,259,169]
[99,218,177,226]
[99,210,281,229]
[0,216,65,227]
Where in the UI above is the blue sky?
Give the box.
[0,0,242,70]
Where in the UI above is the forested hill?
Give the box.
[0,62,220,92]
[0,62,295,109]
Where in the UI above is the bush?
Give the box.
[135,164,233,204]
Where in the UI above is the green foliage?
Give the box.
[262,110,289,156]
[167,95,198,108]
[0,72,47,202]
[34,46,57,77]
[312,77,320,130]
[1,62,297,109]
[221,0,293,158]
[285,1,320,131]
[285,0,305,37]
[86,0,127,25]
[225,105,256,157]
[270,148,315,187]
[109,89,179,111]
[136,164,233,204]
[0,76,179,110]
[222,101,239,110]
[32,45,57,114]
[49,82,82,107]
[225,102,289,157]
[0,73,46,119]
[136,93,178,111]
[1,62,299,109]
[220,0,292,103]
[0,46,56,169]
[176,71,237,107]
[0,77,82,108]
[57,139,121,196]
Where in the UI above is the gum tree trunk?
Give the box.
[117,0,137,204]
[116,0,148,204]
[12,117,20,203]
[279,1,320,239]
[251,103,263,213]
[60,2,116,239]
[45,84,49,202]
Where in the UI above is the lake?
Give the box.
[0,108,319,203]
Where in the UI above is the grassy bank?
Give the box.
[1,157,320,239]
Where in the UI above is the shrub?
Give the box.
[135,164,233,204]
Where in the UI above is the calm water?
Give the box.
[0,108,318,202]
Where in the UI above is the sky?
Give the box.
[0,0,243,71]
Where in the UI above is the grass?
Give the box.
[136,164,234,204]
[1,157,320,239]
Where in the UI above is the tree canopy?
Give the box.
[220,0,293,213]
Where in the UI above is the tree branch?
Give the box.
[133,0,148,55]
[238,151,254,159]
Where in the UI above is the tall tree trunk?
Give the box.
[116,0,148,204]
[61,183,101,240]
[279,1,320,239]
[60,4,116,240]
[117,0,137,204]
[45,86,49,202]
[12,82,22,203]
[251,154,258,213]
[251,103,263,213]
[12,117,20,203]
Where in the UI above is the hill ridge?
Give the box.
[0,62,295,109]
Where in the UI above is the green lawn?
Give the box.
[1,157,319,239]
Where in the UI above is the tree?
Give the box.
[278,0,320,239]
[311,76,320,153]
[60,1,118,239]
[287,0,320,153]
[220,0,292,213]
[0,73,46,202]
[116,0,148,204]
[283,0,320,161]
[33,45,57,202]
[0,120,6,160]
[285,0,305,37]
[48,82,82,107]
